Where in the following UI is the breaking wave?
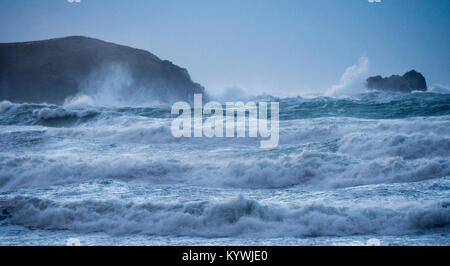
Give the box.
[1,196,448,237]
[0,89,449,242]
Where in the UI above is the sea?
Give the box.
[0,90,449,246]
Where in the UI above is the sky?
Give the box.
[0,0,449,96]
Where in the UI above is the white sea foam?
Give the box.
[326,57,370,97]
[2,196,448,237]
[430,84,450,94]
[1,92,449,244]
[0,114,448,190]
[0,148,448,190]
[32,107,98,120]
[339,133,450,160]
[0,101,14,113]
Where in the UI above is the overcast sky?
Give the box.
[1,0,449,96]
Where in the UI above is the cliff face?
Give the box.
[0,36,205,104]
[366,70,427,93]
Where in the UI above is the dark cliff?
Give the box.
[366,70,427,93]
[0,36,205,104]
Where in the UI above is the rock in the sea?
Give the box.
[0,36,205,104]
[366,70,427,93]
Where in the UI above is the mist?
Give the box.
[65,63,165,107]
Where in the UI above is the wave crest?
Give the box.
[2,196,449,237]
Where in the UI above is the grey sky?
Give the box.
[0,0,448,96]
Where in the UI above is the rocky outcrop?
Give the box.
[366,70,427,93]
[0,36,205,104]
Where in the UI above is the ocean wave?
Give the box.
[43,122,178,144]
[32,107,98,121]
[339,133,450,160]
[0,101,15,113]
[217,152,450,189]
[1,150,448,190]
[429,84,450,94]
[0,101,100,126]
[1,196,448,237]
[34,113,450,149]
[279,92,450,120]
[2,90,450,127]
[0,155,190,190]
[0,99,449,191]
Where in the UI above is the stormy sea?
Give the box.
[0,90,449,246]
